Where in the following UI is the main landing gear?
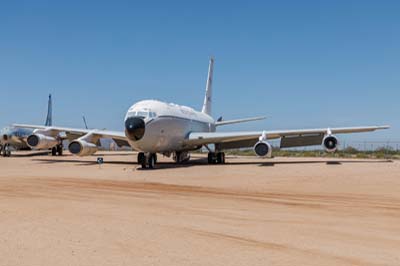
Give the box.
[1,144,11,157]
[173,151,190,164]
[208,152,225,164]
[138,152,157,169]
[51,144,63,156]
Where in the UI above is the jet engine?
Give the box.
[27,134,59,149]
[254,141,272,158]
[68,140,98,156]
[323,135,339,153]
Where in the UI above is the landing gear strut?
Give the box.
[57,144,63,156]
[208,152,225,164]
[2,144,11,157]
[173,151,190,164]
[51,144,63,156]
[138,152,157,169]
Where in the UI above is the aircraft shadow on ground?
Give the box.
[31,157,393,169]
[92,152,136,157]
[10,151,51,157]
[32,158,97,166]
[255,159,393,167]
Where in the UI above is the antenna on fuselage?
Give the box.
[201,57,214,116]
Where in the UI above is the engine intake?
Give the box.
[27,134,59,149]
[323,135,338,153]
[254,141,272,158]
[68,140,98,156]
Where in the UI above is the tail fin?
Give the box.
[45,94,52,126]
[201,57,214,116]
[82,115,88,129]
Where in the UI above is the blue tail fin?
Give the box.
[45,94,52,126]
[82,115,88,129]
[201,57,214,116]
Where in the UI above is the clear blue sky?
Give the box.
[0,1,398,141]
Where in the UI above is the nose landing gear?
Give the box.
[138,152,157,169]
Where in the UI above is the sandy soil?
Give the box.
[0,152,399,266]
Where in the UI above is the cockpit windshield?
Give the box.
[128,111,157,119]
[136,111,148,118]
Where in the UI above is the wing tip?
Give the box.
[375,125,390,130]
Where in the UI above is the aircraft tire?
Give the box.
[217,152,226,164]
[3,144,11,157]
[154,153,157,164]
[51,147,57,156]
[208,152,217,164]
[174,152,181,164]
[138,152,145,165]
[148,154,156,169]
[57,145,63,156]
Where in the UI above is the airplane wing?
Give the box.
[185,126,390,149]
[12,124,130,147]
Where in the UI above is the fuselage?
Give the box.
[124,100,215,153]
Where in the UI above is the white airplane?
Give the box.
[14,58,389,168]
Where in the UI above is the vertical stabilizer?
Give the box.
[45,94,52,126]
[82,115,88,129]
[201,57,214,116]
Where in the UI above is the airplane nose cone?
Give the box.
[125,117,145,141]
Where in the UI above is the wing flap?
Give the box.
[280,134,324,148]
[217,139,259,150]
[113,138,131,148]
[187,131,262,147]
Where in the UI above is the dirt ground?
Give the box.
[0,151,399,266]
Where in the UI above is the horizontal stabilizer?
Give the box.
[215,116,266,127]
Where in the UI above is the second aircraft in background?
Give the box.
[0,94,63,157]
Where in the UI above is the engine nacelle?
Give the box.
[323,135,339,153]
[68,140,98,156]
[254,141,272,158]
[27,134,59,149]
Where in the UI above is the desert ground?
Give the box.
[0,151,399,266]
